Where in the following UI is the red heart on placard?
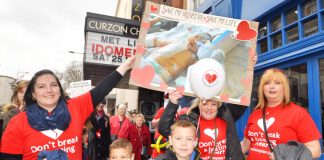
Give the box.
[236,21,257,41]
[220,94,229,101]
[131,65,155,87]
[205,73,217,84]
[240,77,251,87]
[142,21,150,29]
[240,96,249,106]
[176,86,185,95]
[151,5,158,12]
[160,82,168,90]
[136,44,145,55]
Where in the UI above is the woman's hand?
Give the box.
[116,55,136,75]
[168,90,183,105]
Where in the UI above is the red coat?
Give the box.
[128,124,152,160]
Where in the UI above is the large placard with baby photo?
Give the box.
[129,2,258,106]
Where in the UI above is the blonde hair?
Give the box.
[1,103,16,113]
[134,113,145,123]
[11,80,29,106]
[170,120,196,136]
[255,68,290,110]
[187,98,222,115]
[109,138,133,154]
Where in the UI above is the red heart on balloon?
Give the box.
[151,5,158,12]
[205,73,217,84]
[236,21,257,41]
[131,65,155,87]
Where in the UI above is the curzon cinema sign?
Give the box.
[84,13,140,66]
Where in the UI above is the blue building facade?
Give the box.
[197,0,324,158]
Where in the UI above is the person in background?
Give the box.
[88,99,111,160]
[0,80,29,135]
[109,138,135,160]
[11,80,29,112]
[110,102,132,141]
[241,68,321,160]
[159,91,246,160]
[129,109,137,124]
[151,93,170,158]
[151,106,167,158]
[128,114,152,160]
[0,56,135,160]
[155,120,201,160]
[82,118,94,160]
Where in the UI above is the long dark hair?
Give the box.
[24,69,66,106]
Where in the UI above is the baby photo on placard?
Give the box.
[130,1,259,106]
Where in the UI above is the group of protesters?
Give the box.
[0,55,321,160]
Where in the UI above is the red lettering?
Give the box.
[114,47,124,56]
[125,48,131,57]
[95,44,104,54]
[90,43,136,57]
[105,46,113,55]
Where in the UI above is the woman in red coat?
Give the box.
[128,114,152,160]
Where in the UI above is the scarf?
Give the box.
[26,98,71,131]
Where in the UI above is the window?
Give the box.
[319,59,324,149]
[286,8,298,25]
[271,16,282,32]
[285,64,308,108]
[272,33,282,49]
[286,25,299,44]
[258,24,267,38]
[303,18,318,37]
[302,0,317,17]
[259,39,268,54]
[256,1,323,54]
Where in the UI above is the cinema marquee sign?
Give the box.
[84,13,140,66]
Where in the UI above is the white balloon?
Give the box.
[189,58,225,99]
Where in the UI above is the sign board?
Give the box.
[67,80,92,98]
[129,2,259,106]
[84,13,140,66]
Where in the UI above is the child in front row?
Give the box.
[155,120,201,160]
[109,139,135,160]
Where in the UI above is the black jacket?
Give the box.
[158,102,245,160]
[273,141,313,160]
[89,112,111,160]
[155,148,202,160]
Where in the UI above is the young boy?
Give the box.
[109,139,135,160]
[155,120,201,160]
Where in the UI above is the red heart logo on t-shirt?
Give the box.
[205,73,217,84]
[131,65,155,87]
[236,21,257,41]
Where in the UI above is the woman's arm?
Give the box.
[90,56,135,107]
[304,140,321,158]
[240,137,251,154]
